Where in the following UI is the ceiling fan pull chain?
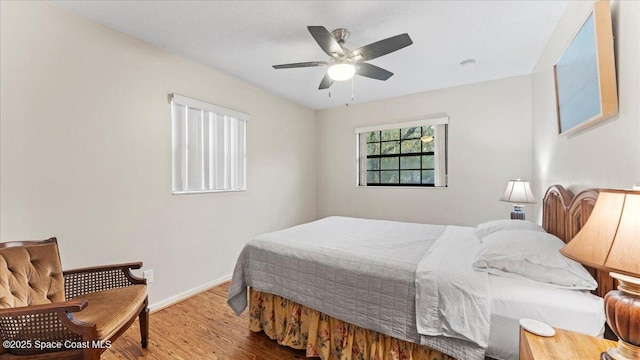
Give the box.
[351,76,355,101]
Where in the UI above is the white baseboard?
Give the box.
[148,273,232,313]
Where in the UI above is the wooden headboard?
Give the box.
[542,184,614,297]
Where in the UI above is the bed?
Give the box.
[227,185,610,360]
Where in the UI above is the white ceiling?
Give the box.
[51,1,568,110]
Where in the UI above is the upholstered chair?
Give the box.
[0,237,149,359]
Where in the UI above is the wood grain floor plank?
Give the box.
[102,282,305,360]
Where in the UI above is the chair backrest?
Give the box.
[0,237,66,308]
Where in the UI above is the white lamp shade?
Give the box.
[327,63,355,81]
[500,179,536,204]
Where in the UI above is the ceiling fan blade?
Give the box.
[318,73,334,90]
[308,26,345,57]
[350,33,413,61]
[356,63,393,81]
[273,61,328,69]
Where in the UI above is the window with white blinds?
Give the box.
[170,94,248,194]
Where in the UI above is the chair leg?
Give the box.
[82,343,101,360]
[139,298,150,348]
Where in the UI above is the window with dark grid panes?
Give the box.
[365,126,437,186]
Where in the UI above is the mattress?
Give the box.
[486,274,605,360]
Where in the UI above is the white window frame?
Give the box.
[170,93,249,194]
[354,114,448,188]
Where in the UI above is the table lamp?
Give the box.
[500,179,536,220]
[560,189,640,360]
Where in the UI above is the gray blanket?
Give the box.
[227,217,445,343]
[227,216,484,359]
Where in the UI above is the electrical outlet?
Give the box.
[143,269,154,284]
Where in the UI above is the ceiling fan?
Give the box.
[272,26,413,90]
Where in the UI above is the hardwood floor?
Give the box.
[103,282,306,360]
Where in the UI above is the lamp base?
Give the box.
[602,273,640,360]
[510,205,525,220]
[600,341,640,360]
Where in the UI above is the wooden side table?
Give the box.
[519,326,617,360]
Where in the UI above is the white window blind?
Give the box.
[171,94,248,194]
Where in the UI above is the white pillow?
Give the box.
[472,230,597,290]
[475,219,545,241]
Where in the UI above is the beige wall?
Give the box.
[0,2,317,307]
[4,0,636,308]
[531,1,640,221]
[316,75,533,227]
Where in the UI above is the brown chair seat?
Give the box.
[72,285,147,340]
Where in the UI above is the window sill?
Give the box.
[172,189,246,195]
[357,185,447,189]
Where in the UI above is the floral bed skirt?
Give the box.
[249,288,456,360]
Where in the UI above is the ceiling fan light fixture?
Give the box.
[272,26,413,90]
[327,63,356,81]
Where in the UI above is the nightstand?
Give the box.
[519,326,618,360]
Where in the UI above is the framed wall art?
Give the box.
[554,0,618,135]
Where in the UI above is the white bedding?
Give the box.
[229,216,605,360]
[486,274,605,360]
[415,225,490,348]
